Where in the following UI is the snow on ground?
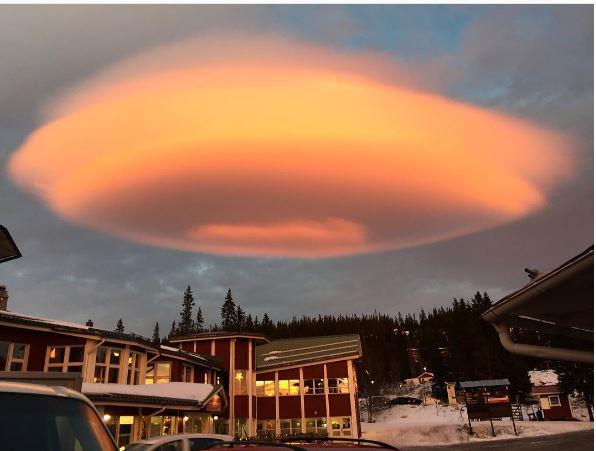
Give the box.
[361,403,593,448]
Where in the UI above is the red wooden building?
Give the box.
[1,299,364,443]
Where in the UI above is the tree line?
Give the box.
[114,286,592,412]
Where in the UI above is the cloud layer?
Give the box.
[9,37,574,258]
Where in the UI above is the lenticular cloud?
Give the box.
[9,36,573,258]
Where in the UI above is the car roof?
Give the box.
[136,433,233,445]
[0,381,93,404]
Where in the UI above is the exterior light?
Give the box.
[103,414,111,422]
[113,352,120,357]
[213,415,219,420]
[235,372,243,380]
[183,416,189,422]
[0,225,21,264]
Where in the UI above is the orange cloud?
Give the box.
[8,37,574,258]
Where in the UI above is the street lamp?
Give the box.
[0,226,21,264]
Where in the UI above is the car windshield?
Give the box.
[0,392,116,451]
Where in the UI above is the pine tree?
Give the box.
[178,285,195,335]
[245,314,254,331]
[152,321,160,344]
[221,288,236,330]
[168,320,177,338]
[195,306,205,332]
[115,318,124,334]
[261,313,274,334]
[235,305,245,330]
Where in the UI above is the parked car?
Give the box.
[204,437,398,451]
[0,380,117,451]
[124,433,233,451]
[385,396,422,406]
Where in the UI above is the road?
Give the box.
[404,430,593,451]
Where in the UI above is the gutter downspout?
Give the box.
[494,323,593,364]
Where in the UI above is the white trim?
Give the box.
[347,360,358,438]
[274,371,280,435]
[1,341,29,371]
[229,338,235,437]
[323,363,330,434]
[248,339,253,436]
[299,367,305,433]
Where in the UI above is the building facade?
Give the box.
[0,300,364,445]
[0,310,227,448]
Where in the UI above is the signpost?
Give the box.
[460,379,517,437]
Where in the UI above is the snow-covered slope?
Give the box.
[361,402,593,448]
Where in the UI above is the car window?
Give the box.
[155,439,183,451]
[189,438,222,450]
[0,392,116,451]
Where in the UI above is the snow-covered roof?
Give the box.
[159,345,223,369]
[459,379,510,389]
[82,382,215,404]
[0,310,93,331]
[0,310,156,347]
[256,334,362,370]
[528,369,559,387]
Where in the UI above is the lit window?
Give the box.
[279,418,301,436]
[127,351,142,385]
[146,362,171,384]
[256,419,276,438]
[233,370,248,395]
[278,379,300,396]
[548,395,561,407]
[303,379,325,395]
[1,341,29,371]
[328,378,349,394]
[256,380,275,397]
[93,346,122,383]
[305,417,327,435]
[46,345,83,373]
[330,417,352,437]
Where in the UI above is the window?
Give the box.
[304,379,325,395]
[155,439,183,451]
[305,417,327,435]
[46,345,83,373]
[548,395,561,407]
[146,362,171,384]
[233,370,248,395]
[0,341,29,371]
[328,378,349,394]
[256,419,276,437]
[127,351,142,385]
[94,346,122,383]
[278,379,300,396]
[330,417,352,437]
[279,419,301,436]
[256,380,275,397]
[190,438,223,451]
[182,364,194,383]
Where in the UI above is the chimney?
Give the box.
[86,319,94,327]
[0,285,8,311]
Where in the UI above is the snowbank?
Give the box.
[82,382,214,402]
[361,403,593,448]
